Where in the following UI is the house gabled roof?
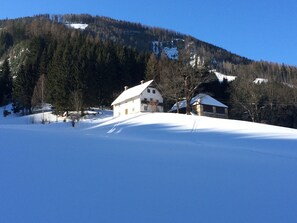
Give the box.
[191,94,228,108]
[111,80,154,106]
[170,93,228,111]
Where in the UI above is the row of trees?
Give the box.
[145,51,297,128]
[218,61,297,84]
[230,75,297,128]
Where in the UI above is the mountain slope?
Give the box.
[0,14,252,67]
[1,14,297,129]
[61,14,252,65]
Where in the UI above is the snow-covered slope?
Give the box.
[152,41,179,59]
[254,77,268,84]
[1,112,297,223]
[66,23,88,30]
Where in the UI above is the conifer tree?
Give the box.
[0,58,12,105]
[46,42,69,113]
[13,64,36,113]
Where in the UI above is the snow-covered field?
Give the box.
[1,108,297,223]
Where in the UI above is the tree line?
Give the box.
[144,50,297,128]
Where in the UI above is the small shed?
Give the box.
[170,93,228,118]
[111,80,163,117]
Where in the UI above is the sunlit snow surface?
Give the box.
[66,23,88,30]
[1,110,297,223]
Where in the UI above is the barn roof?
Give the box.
[170,93,228,111]
[111,80,154,106]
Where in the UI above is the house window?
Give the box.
[203,105,213,113]
[144,105,148,111]
[147,89,151,93]
[216,107,225,114]
[152,89,156,94]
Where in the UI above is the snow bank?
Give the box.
[1,112,297,223]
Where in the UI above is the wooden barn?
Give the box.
[170,93,228,118]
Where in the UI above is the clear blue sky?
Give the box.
[1,0,296,66]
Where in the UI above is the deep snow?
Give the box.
[1,109,297,223]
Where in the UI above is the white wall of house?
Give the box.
[140,87,163,112]
[113,86,163,117]
[113,97,141,117]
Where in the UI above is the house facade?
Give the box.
[170,93,228,118]
[111,80,163,117]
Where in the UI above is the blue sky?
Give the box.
[1,0,296,66]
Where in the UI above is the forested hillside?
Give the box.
[0,15,147,114]
[1,14,297,128]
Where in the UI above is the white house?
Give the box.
[170,93,228,118]
[111,80,163,117]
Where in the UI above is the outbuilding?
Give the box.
[170,93,228,118]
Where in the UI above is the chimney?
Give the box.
[124,86,128,91]
[140,80,144,84]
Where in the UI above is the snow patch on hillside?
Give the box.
[152,41,179,59]
[163,47,178,59]
[66,23,88,30]
[214,71,237,82]
[254,78,268,84]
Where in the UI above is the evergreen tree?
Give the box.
[0,58,12,105]
[46,42,70,113]
[13,64,36,113]
[0,32,13,56]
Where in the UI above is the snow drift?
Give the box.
[0,111,297,223]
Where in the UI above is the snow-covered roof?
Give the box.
[111,80,154,105]
[253,78,268,84]
[214,71,237,83]
[171,93,228,111]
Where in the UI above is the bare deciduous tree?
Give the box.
[156,47,213,114]
[157,59,184,112]
[179,48,213,115]
[71,90,83,115]
[31,74,45,108]
[230,75,264,122]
